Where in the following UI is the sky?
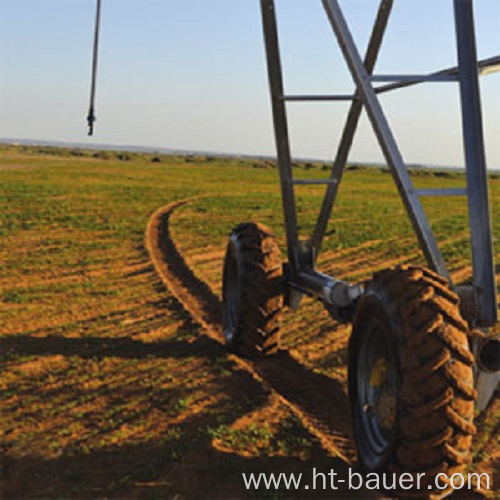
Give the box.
[0,0,499,168]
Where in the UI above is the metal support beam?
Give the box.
[282,94,357,102]
[322,0,449,278]
[311,0,394,253]
[374,55,500,95]
[480,55,500,76]
[260,0,300,271]
[292,179,339,185]
[416,188,467,197]
[454,0,497,326]
[371,74,458,83]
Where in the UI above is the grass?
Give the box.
[1,144,499,498]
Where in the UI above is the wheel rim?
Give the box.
[356,318,398,469]
[222,242,240,344]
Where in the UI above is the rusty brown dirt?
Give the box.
[145,201,355,464]
[145,199,499,499]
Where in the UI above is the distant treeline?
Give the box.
[1,143,499,180]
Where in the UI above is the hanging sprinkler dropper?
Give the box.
[87,0,102,136]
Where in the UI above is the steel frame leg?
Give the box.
[454,0,497,327]
[260,0,300,272]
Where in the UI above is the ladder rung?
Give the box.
[281,94,357,102]
[370,74,459,83]
[416,188,467,197]
[291,179,339,185]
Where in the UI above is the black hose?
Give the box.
[87,0,102,136]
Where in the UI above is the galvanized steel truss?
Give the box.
[260,0,499,327]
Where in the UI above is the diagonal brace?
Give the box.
[311,0,394,254]
[322,0,448,278]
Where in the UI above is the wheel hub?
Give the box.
[356,319,398,469]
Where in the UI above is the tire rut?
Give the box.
[146,199,355,463]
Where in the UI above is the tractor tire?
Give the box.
[349,265,476,496]
[222,222,283,357]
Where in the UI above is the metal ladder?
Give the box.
[260,0,499,327]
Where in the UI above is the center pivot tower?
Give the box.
[222,0,499,494]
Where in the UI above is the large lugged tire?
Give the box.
[222,223,283,357]
[349,265,476,496]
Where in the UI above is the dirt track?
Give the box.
[145,200,355,464]
[144,199,500,499]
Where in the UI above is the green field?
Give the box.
[1,145,498,498]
